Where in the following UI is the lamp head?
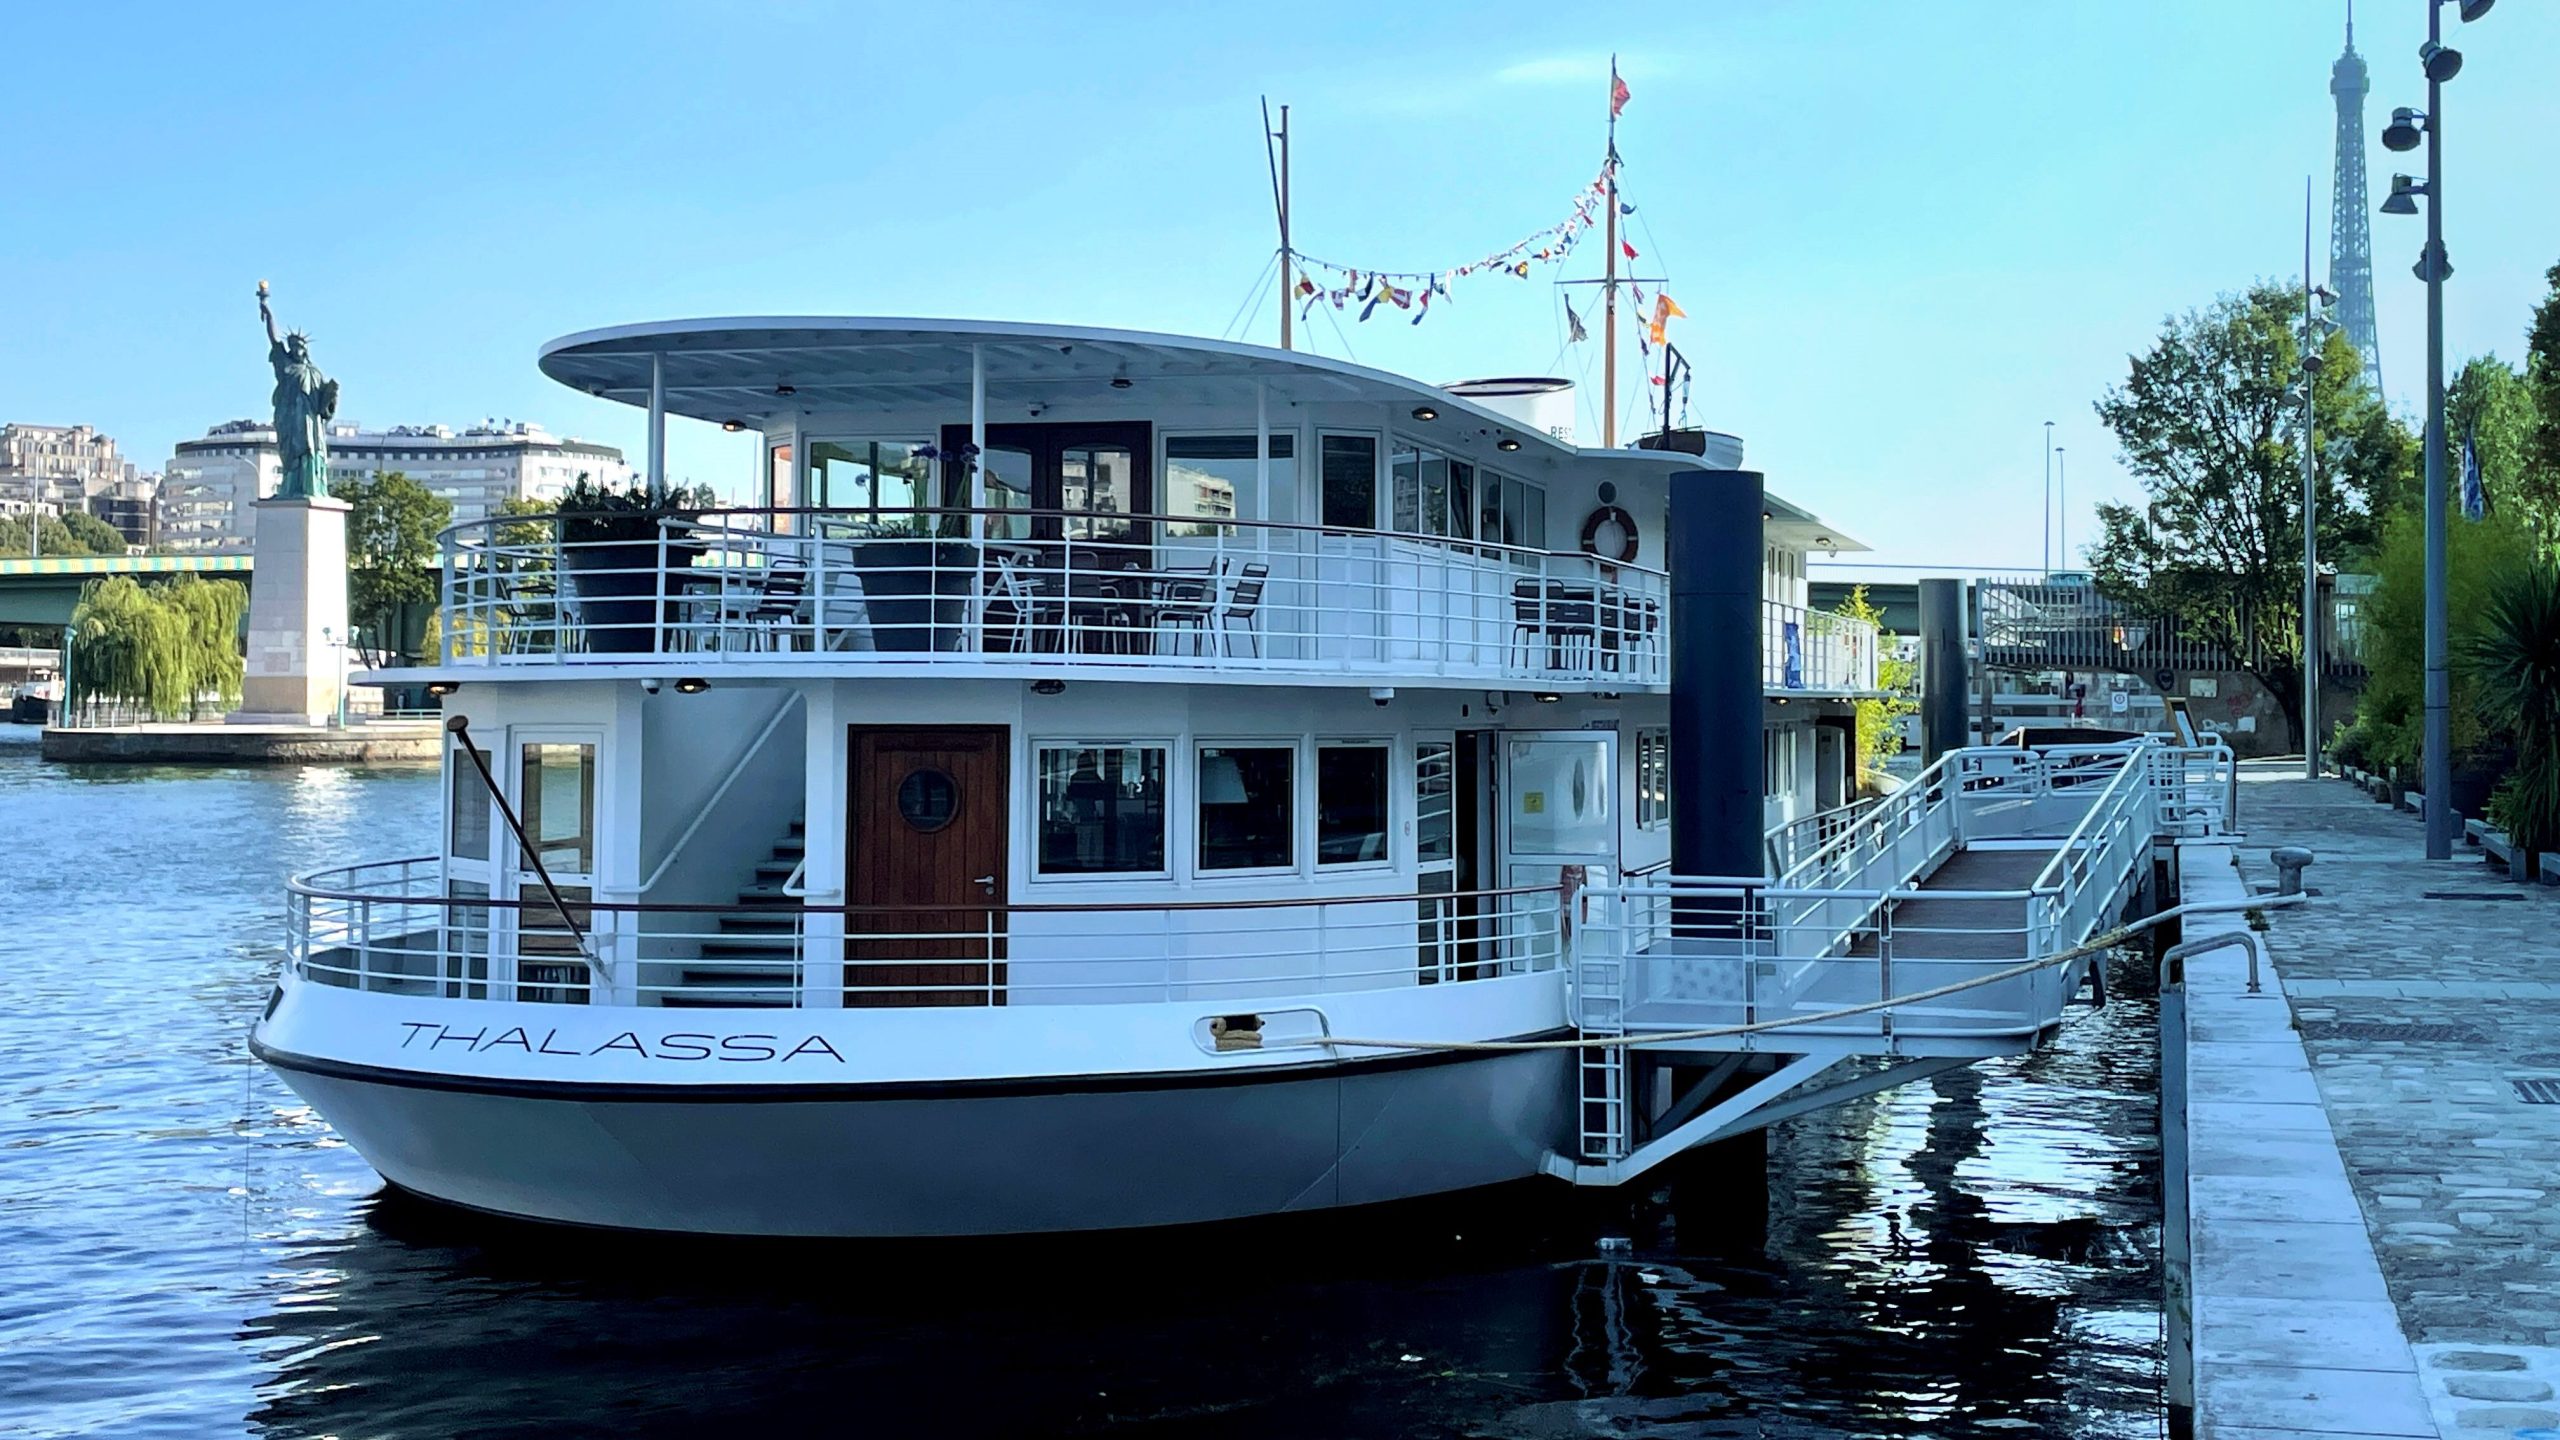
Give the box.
[2381,175,2425,215]
[2457,0,2494,23]
[2421,41,2463,82]
[2303,351,2327,376]
[2382,107,2425,151]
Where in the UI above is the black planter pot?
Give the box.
[560,541,678,654]
[852,540,977,652]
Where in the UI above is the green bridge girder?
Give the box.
[0,555,255,628]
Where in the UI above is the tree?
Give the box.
[2335,502,2535,778]
[2447,355,2552,536]
[1833,584,1917,781]
[331,470,451,666]
[2464,556,2560,854]
[0,511,120,558]
[2084,281,2416,747]
[63,574,247,721]
[2528,261,2560,520]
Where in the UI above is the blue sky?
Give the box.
[4,1,2555,568]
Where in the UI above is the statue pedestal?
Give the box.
[232,495,352,726]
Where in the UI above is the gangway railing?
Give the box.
[1564,739,2235,1176]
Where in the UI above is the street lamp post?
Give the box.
[2381,0,2491,859]
[2043,420,2055,576]
[2055,447,2068,568]
[2303,177,2338,782]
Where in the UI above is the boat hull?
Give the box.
[258,1044,1573,1236]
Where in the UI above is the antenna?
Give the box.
[1262,98,1293,351]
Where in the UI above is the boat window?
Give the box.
[1415,741,1456,865]
[1320,434,1377,531]
[1316,743,1391,867]
[447,749,490,862]
[1479,470,1505,555]
[1036,746,1168,876]
[1505,736,1613,858]
[1198,744,1294,872]
[1390,440,1476,542]
[518,742,596,874]
[1164,434,1292,539]
[1636,728,1671,829]
[805,439,933,520]
[1507,476,1545,555]
[1060,443,1136,542]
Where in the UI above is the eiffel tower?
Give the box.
[2329,2,2385,395]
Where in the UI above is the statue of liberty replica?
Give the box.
[258,279,339,498]
[233,280,351,725]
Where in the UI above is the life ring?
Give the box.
[1580,504,1639,563]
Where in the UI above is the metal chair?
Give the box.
[1153,559,1222,656]
[1218,562,1270,658]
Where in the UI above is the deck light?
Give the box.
[1110,377,1133,390]
[2382,107,2425,152]
[425,680,459,697]
[721,419,746,433]
[1762,510,1773,521]
[1411,405,1438,422]
[1533,692,1561,703]
[774,384,796,396]
[1031,678,1066,695]
[674,677,709,694]
[1497,437,1520,452]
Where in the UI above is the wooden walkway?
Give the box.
[1844,844,2060,961]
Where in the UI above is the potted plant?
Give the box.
[553,476,716,653]
[847,509,980,652]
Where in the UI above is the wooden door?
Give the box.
[846,726,1008,1007]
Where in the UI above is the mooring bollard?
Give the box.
[2270,846,2314,897]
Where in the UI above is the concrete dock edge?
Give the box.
[2168,843,2435,1436]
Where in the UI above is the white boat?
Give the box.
[250,318,1888,1235]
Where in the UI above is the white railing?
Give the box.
[1764,599,1880,693]
[286,858,1564,1009]
[436,506,1670,689]
[1579,740,2235,1049]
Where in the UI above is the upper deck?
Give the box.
[405,318,1878,695]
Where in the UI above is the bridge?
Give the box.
[0,554,254,628]
[1549,739,2237,1185]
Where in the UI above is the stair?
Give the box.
[665,820,805,1008]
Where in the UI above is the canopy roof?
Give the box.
[538,316,1862,550]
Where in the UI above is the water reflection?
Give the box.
[0,750,2162,1438]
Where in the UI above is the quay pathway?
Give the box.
[2194,761,2560,1436]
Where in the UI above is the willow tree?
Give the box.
[64,574,248,722]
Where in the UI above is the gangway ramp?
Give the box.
[1550,741,2234,1185]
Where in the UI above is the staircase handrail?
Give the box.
[621,689,805,897]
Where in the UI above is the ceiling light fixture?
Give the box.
[1411,405,1438,422]
[673,677,709,694]
[721,419,746,433]
[1497,437,1521,452]
[1110,377,1133,390]
[774,384,796,396]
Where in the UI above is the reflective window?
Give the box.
[1198,745,1294,871]
[1060,444,1135,541]
[1037,746,1168,876]
[1316,744,1390,866]
[1320,434,1377,531]
[1415,741,1456,865]
[448,750,489,862]
[1506,736,1613,857]
[518,742,596,874]
[806,439,933,519]
[1164,434,1292,538]
[1636,728,1671,829]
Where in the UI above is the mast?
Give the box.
[1603,57,1620,446]
[1264,98,1293,351]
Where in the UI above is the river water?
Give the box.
[0,729,2165,1438]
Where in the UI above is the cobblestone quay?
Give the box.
[2234,762,2560,1434]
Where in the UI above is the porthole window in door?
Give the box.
[897,767,960,832]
